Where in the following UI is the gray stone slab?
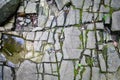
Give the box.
[4,67,13,80]
[25,2,37,13]
[112,11,120,31]
[57,11,64,26]
[107,44,120,72]
[111,0,120,9]
[82,12,93,23]
[71,0,83,8]
[55,0,70,10]
[26,32,35,40]
[65,9,80,26]
[60,61,74,80]
[86,31,96,49]
[99,54,106,72]
[16,60,37,80]
[82,67,91,80]
[92,67,100,80]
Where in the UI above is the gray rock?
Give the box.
[92,67,100,80]
[83,49,91,56]
[26,32,35,40]
[38,15,47,28]
[82,12,93,23]
[100,74,106,80]
[65,9,80,26]
[55,0,70,10]
[46,16,54,28]
[111,0,120,9]
[40,31,49,41]
[96,22,104,30]
[0,0,20,25]
[100,5,110,12]
[99,54,106,72]
[83,0,92,11]
[60,61,74,80]
[57,11,65,26]
[44,75,58,80]
[107,73,118,80]
[71,0,83,8]
[86,31,96,49]
[112,11,120,31]
[4,66,13,80]
[25,2,37,13]
[16,60,37,80]
[107,44,120,72]
[82,67,91,80]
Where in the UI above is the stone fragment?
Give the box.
[60,61,74,80]
[100,5,110,12]
[99,54,106,72]
[112,11,120,31]
[26,32,35,40]
[57,11,65,26]
[55,0,70,10]
[86,31,96,49]
[107,44,120,72]
[92,67,100,80]
[111,0,120,9]
[16,60,37,80]
[25,2,37,13]
[96,22,104,30]
[65,9,80,26]
[82,12,93,23]
[71,0,83,8]
[4,67,13,80]
[83,49,91,56]
[46,16,54,28]
[82,67,90,80]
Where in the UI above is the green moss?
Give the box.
[86,56,93,67]
[102,45,108,62]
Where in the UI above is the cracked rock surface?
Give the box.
[0,0,120,80]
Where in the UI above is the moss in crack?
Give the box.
[86,56,93,67]
[102,45,107,62]
[79,34,84,49]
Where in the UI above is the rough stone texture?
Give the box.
[71,0,83,8]
[92,67,100,80]
[99,54,106,72]
[16,60,37,80]
[111,0,120,9]
[86,31,96,49]
[0,0,120,80]
[0,0,20,25]
[107,44,120,72]
[112,11,120,31]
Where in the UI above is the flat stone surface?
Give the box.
[4,66,13,80]
[60,61,74,80]
[99,54,106,72]
[25,2,37,13]
[92,67,100,80]
[86,31,96,49]
[112,11,120,31]
[107,44,120,72]
[111,0,120,9]
[82,67,91,80]
[71,0,83,8]
[16,60,37,80]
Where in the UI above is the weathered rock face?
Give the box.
[0,0,20,25]
[112,11,120,31]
